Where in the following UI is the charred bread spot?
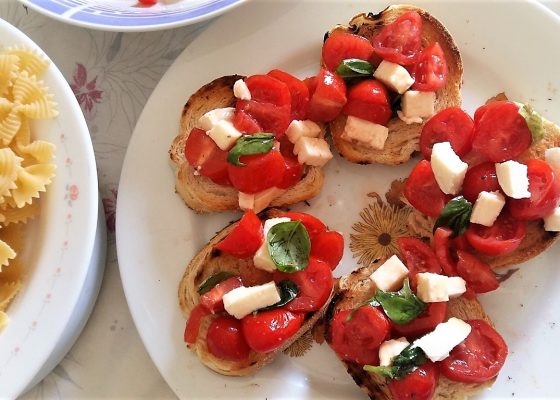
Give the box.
[210,248,221,258]
[324,292,343,343]
[358,160,372,165]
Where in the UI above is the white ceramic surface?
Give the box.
[117,1,560,398]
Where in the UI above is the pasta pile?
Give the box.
[0,46,58,330]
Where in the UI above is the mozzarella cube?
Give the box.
[238,192,255,211]
[206,120,242,150]
[401,91,436,119]
[293,137,333,167]
[197,107,235,131]
[413,317,472,362]
[342,116,389,150]
[223,281,281,319]
[397,111,423,125]
[446,276,468,299]
[544,206,560,231]
[252,217,291,272]
[369,255,409,292]
[233,79,251,100]
[495,160,530,199]
[373,60,414,94]
[286,120,322,144]
[416,272,466,302]
[431,141,468,195]
[238,187,285,213]
[545,147,560,176]
[379,337,410,367]
[470,191,506,226]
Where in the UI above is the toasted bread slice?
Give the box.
[169,75,325,213]
[328,5,463,165]
[178,209,333,376]
[324,261,495,400]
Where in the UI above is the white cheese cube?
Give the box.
[413,317,472,362]
[495,160,530,199]
[416,272,466,302]
[397,110,423,125]
[544,206,560,231]
[238,187,286,213]
[238,192,255,211]
[446,276,468,299]
[293,137,333,167]
[369,255,409,292]
[252,217,291,272]
[379,337,410,367]
[470,191,506,227]
[233,79,251,100]
[431,141,468,195]
[545,147,560,176]
[206,120,243,151]
[223,281,281,319]
[342,116,389,150]
[401,91,436,119]
[197,107,235,131]
[286,120,322,144]
[373,60,415,94]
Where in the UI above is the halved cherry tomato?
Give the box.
[388,362,439,400]
[322,32,374,72]
[509,159,560,220]
[440,319,508,383]
[236,100,291,138]
[233,109,262,134]
[461,162,501,203]
[465,211,526,256]
[307,68,347,122]
[227,150,286,193]
[471,101,532,162]
[392,301,447,339]
[199,146,231,186]
[206,316,251,361]
[330,307,390,365]
[184,128,215,167]
[138,0,156,5]
[397,237,441,288]
[184,304,210,345]
[372,11,422,65]
[419,107,474,159]
[303,76,317,95]
[310,231,344,270]
[244,74,291,108]
[456,251,499,293]
[404,160,449,218]
[199,276,244,313]
[342,79,392,125]
[274,257,333,312]
[433,227,457,276]
[278,156,304,189]
[410,42,448,92]
[215,210,263,259]
[280,211,327,240]
[241,309,304,353]
[267,69,310,120]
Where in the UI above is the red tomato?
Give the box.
[206,316,251,361]
[199,276,244,313]
[280,211,327,240]
[404,160,449,218]
[310,231,344,270]
[307,68,347,122]
[199,145,231,186]
[184,304,210,345]
[419,107,474,159]
[278,156,303,189]
[267,69,310,120]
[342,79,392,125]
[184,128,216,167]
[303,76,317,95]
[392,302,447,339]
[322,32,374,72]
[233,109,262,134]
[471,101,532,162]
[455,250,499,293]
[509,159,560,220]
[461,162,501,203]
[236,100,291,138]
[138,0,157,5]
[242,309,304,353]
[397,237,442,288]
[389,362,439,400]
[433,227,457,276]
[244,74,291,107]
[330,307,390,365]
[465,211,526,256]
[440,319,508,383]
[215,210,263,259]
[227,150,286,193]
[410,42,448,92]
[274,257,333,312]
[372,11,422,65]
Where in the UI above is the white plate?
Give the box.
[117,1,560,398]
[0,20,99,398]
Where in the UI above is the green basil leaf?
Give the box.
[227,133,275,167]
[267,221,311,273]
[197,271,235,295]
[519,103,544,143]
[335,58,374,78]
[258,280,299,311]
[433,196,473,237]
[345,297,381,322]
[364,345,427,380]
[374,278,427,325]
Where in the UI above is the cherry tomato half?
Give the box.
[268,69,310,120]
[184,128,215,167]
[233,109,262,134]
[199,276,244,313]
[461,162,501,203]
[389,362,439,400]
[419,107,474,159]
[397,237,442,288]
[215,210,264,259]
[342,79,392,125]
[236,100,291,138]
[465,211,526,256]
[242,309,304,353]
[206,316,251,362]
[404,160,449,218]
[244,74,291,108]
[392,302,447,339]
[227,150,286,193]
[410,42,448,92]
[456,250,499,293]
[433,227,457,276]
[322,32,374,72]
[310,231,344,270]
[280,211,327,240]
[184,304,210,345]
[372,11,422,65]
[307,68,347,122]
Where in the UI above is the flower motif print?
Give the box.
[69,63,103,115]
[102,188,117,233]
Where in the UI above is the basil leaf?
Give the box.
[267,221,311,273]
[197,271,235,295]
[433,196,472,237]
[364,345,427,380]
[335,58,374,79]
[258,280,299,311]
[519,103,544,143]
[345,297,381,322]
[227,133,275,167]
[374,278,427,325]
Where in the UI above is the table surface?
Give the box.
[0,0,559,398]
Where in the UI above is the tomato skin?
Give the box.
[185,128,215,167]
[227,150,286,193]
[241,309,304,353]
[372,11,422,65]
[310,231,344,270]
[433,227,458,276]
[456,250,499,293]
[462,162,501,203]
[280,211,327,240]
[392,301,447,339]
[199,146,231,186]
[397,237,442,288]
[404,160,449,218]
[138,0,157,5]
[206,316,251,362]
[420,107,474,159]
[267,69,310,120]
[236,100,291,138]
[184,304,210,345]
[215,210,264,259]
[278,156,304,189]
[465,211,526,256]
[389,362,439,400]
[322,32,374,72]
[342,79,392,125]
[410,42,448,92]
[199,276,244,313]
[331,307,390,365]
[440,319,508,384]
[233,109,262,134]
[244,74,291,108]
[307,68,347,122]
